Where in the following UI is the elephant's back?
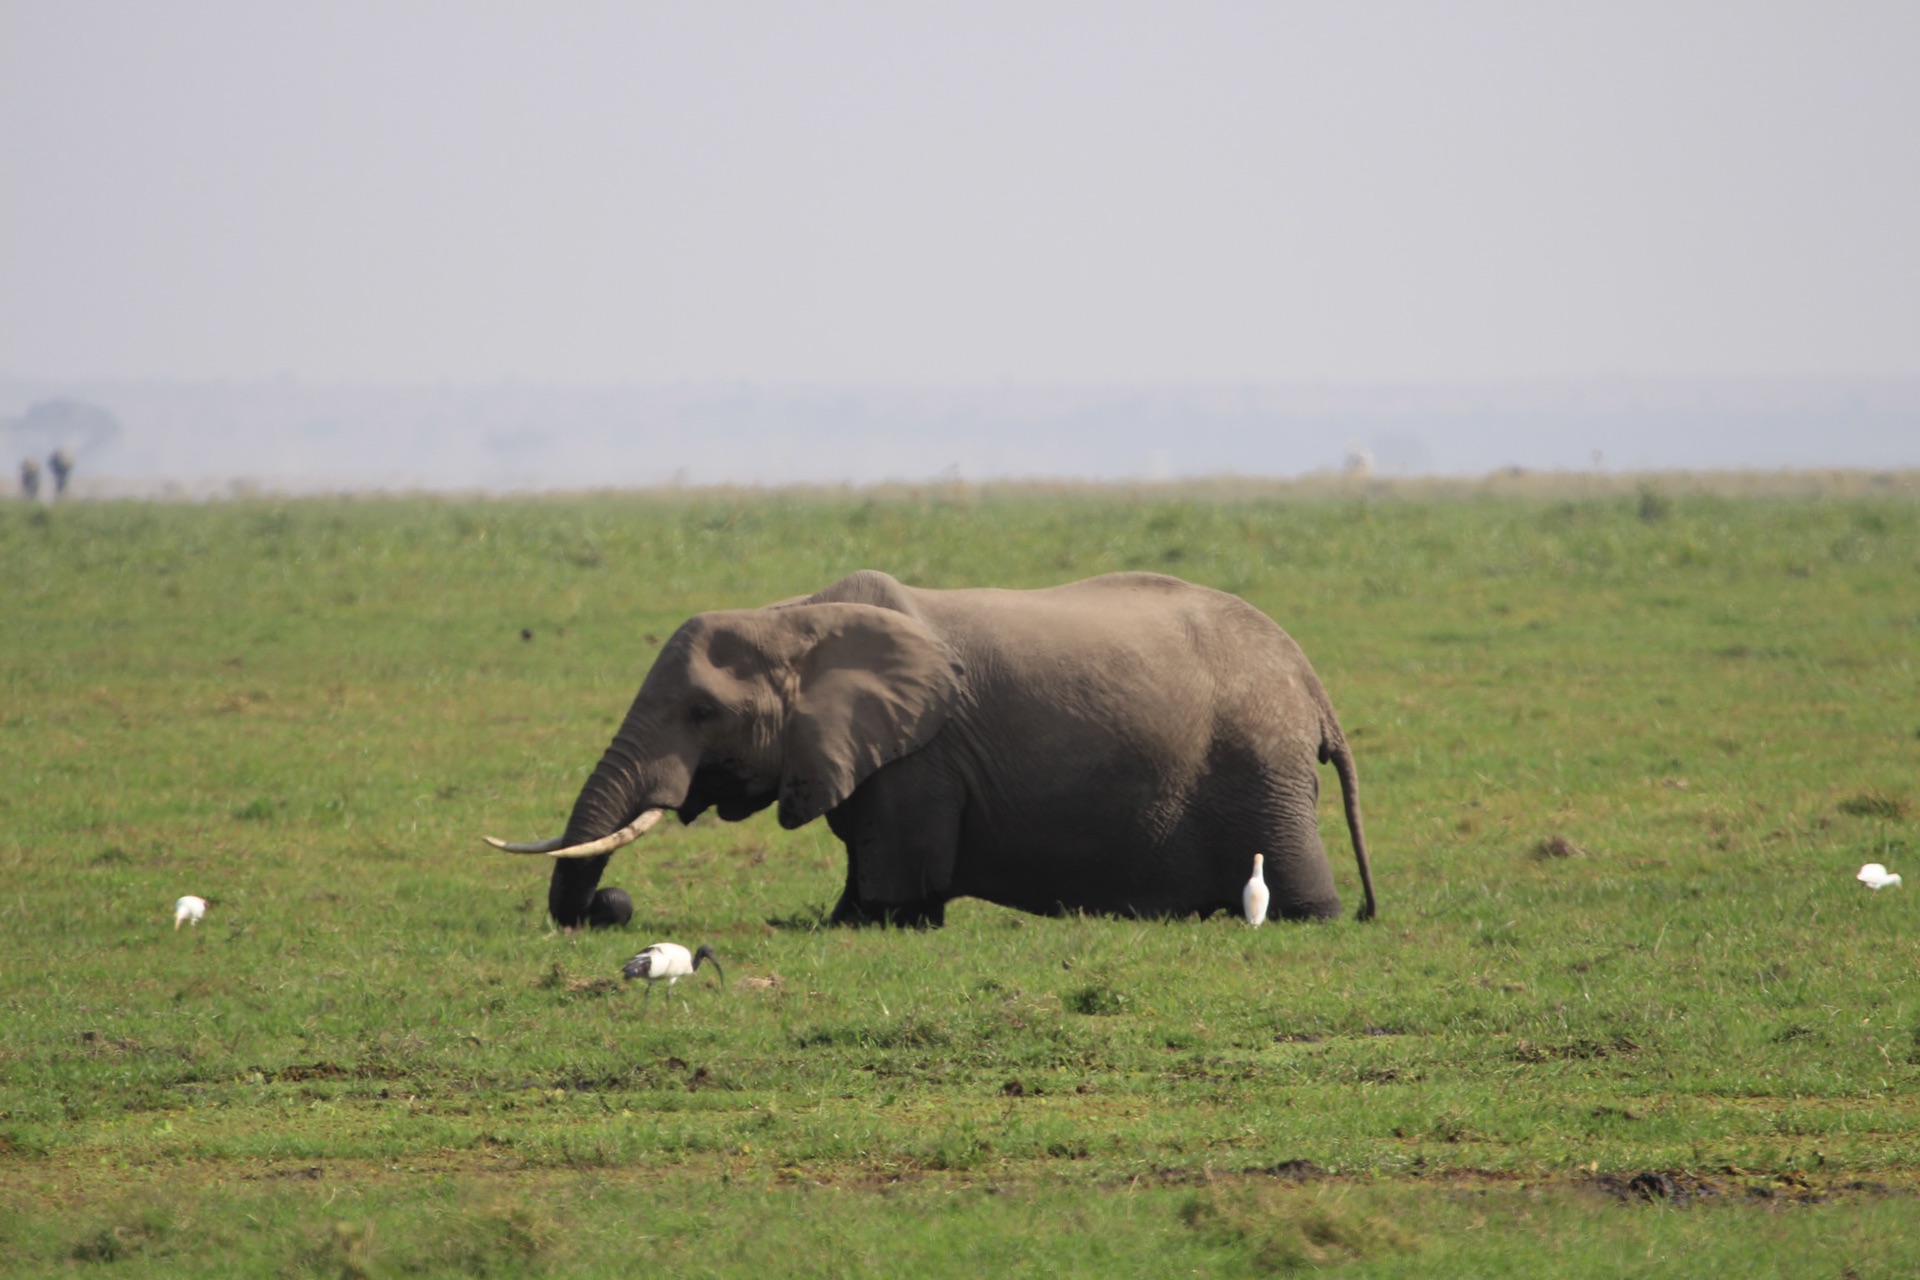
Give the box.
[814,569,1286,651]
[834,571,1327,744]
[913,573,1325,779]
[910,572,1299,677]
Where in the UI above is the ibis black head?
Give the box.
[692,944,725,985]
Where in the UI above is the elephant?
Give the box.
[487,570,1377,929]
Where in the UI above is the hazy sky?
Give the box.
[4,2,1916,386]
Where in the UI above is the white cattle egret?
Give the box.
[1243,854,1270,927]
[622,943,724,1003]
[1857,863,1903,890]
[173,896,207,929]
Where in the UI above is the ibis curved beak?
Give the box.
[694,946,726,988]
[483,808,667,858]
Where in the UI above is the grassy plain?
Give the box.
[2,472,1918,1275]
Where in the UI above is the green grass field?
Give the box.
[3,475,1918,1275]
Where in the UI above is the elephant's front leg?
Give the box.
[822,834,876,926]
[823,761,962,927]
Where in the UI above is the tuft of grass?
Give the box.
[66,1205,179,1265]
[295,1220,379,1280]
[231,797,280,822]
[1839,791,1911,820]
[1179,1184,1420,1272]
[1064,983,1130,1016]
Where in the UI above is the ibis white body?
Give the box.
[173,895,207,929]
[1243,854,1270,927]
[622,942,724,1002]
[1858,863,1903,890]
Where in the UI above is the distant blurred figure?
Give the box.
[48,449,73,498]
[19,457,40,500]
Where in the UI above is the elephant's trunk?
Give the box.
[545,717,694,927]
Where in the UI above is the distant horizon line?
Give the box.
[7,372,1920,421]
[29,465,1920,506]
[6,371,1920,392]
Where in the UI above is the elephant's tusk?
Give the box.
[483,835,569,854]
[482,808,666,859]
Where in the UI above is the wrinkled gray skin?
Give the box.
[544,570,1376,929]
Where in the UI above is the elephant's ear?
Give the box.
[777,604,962,828]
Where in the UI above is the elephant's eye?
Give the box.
[687,700,720,725]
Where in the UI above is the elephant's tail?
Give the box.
[1321,727,1378,922]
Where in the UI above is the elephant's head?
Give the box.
[489,602,963,928]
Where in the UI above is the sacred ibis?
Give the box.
[1243,854,1270,927]
[622,943,725,1003]
[174,896,207,930]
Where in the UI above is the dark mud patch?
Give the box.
[1514,1035,1640,1063]
[1249,1159,1326,1181]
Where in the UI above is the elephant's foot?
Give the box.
[828,885,867,926]
[586,886,634,928]
[828,891,946,929]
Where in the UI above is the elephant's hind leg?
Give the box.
[1195,745,1342,921]
[1262,792,1342,921]
[1240,773,1341,921]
